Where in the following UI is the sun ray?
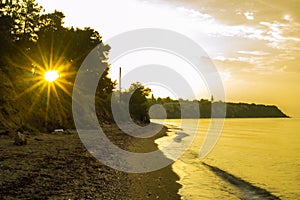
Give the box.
[50,83,63,123]
[55,80,84,107]
[17,48,45,73]
[28,82,48,114]
[16,80,45,99]
[18,75,43,83]
[55,81,73,98]
[37,44,50,72]
[49,36,54,71]
[57,79,74,87]
[45,83,51,124]
[53,49,67,69]
[10,35,80,129]
[52,83,67,122]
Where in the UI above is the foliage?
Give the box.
[0,0,118,131]
[116,83,151,123]
[148,97,288,119]
[127,83,151,122]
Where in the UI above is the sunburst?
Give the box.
[12,40,78,129]
[44,70,59,82]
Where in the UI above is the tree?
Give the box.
[128,82,151,122]
[0,0,118,130]
[39,10,65,32]
[0,0,42,41]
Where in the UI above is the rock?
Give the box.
[65,129,76,135]
[14,132,27,146]
[51,129,76,135]
[0,130,9,136]
[54,129,64,133]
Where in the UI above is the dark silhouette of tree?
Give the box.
[127,83,151,122]
[0,0,41,41]
[147,97,287,119]
[39,10,64,32]
[0,0,121,131]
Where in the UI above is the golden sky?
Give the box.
[37,0,300,117]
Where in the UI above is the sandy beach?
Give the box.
[0,124,181,199]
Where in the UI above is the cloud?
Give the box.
[244,12,254,21]
[237,51,270,56]
[38,0,300,79]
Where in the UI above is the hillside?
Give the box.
[225,102,288,118]
[148,98,288,119]
[0,1,288,134]
[0,2,116,132]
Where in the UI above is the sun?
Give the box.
[12,37,78,128]
[44,70,59,82]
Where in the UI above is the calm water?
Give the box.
[152,118,300,200]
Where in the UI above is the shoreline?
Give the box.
[0,123,181,199]
[125,124,181,199]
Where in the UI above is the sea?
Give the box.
[152,118,300,200]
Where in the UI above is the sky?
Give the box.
[37,0,300,117]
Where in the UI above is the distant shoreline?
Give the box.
[151,116,290,119]
[149,99,289,119]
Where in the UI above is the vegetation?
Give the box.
[125,83,151,122]
[0,0,149,132]
[148,97,288,118]
[0,0,288,133]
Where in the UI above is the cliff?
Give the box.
[148,99,288,119]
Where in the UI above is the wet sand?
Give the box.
[125,125,181,200]
[0,124,181,199]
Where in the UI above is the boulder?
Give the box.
[0,130,9,136]
[65,129,76,135]
[14,132,27,146]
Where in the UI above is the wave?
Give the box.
[202,163,281,200]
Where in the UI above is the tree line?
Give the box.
[0,0,288,132]
[147,97,288,118]
[0,0,150,132]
